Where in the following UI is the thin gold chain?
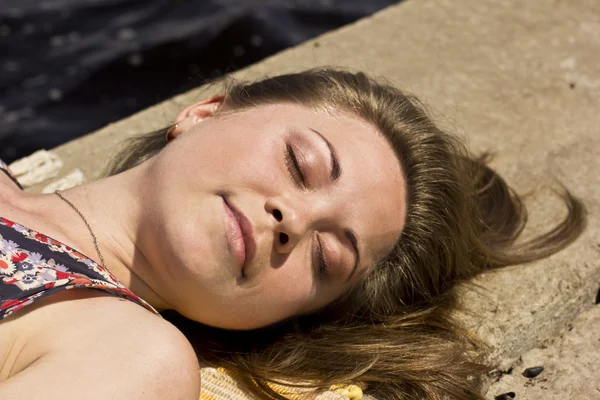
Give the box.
[54,190,107,268]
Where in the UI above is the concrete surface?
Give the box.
[16,0,600,397]
[487,305,600,400]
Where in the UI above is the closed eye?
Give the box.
[285,144,305,188]
[314,234,331,281]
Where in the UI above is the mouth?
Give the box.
[222,196,256,276]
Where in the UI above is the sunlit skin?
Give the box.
[1,99,407,331]
[137,99,407,329]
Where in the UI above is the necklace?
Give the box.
[54,190,107,268]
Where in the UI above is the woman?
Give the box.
[0,69,586,399]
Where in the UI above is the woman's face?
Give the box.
[139,101,406,329]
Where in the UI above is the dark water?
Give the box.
[0,0,398,163]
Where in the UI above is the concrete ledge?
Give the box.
[18,0,600,397]
[487,305,600,400]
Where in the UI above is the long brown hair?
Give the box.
[107,69,586,399]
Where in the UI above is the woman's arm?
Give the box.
[0,291,200,400]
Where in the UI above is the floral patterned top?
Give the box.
[0,159,159,319]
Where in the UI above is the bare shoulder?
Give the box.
[0,290,200,400]
[0,169,22,217]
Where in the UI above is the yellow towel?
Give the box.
[328,384,363,400]
[199,367,364,400]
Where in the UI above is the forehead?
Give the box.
[252,103,407,266]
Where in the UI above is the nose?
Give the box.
[265,196,312,254]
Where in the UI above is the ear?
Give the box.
[169,94,225,139]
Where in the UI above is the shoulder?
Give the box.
[88,295,201,399]
[0,161,25,219]
[0,160,22,192]
[4,290,200,400]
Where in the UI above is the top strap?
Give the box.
[0,159,24,190]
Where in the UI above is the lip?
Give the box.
[222,196,256,276]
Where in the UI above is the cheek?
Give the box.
[153,211,223,305]
[227,256,315,328]
[261,255,315,309]
[196,129,282,190]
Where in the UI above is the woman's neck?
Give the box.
[10,162,170,311]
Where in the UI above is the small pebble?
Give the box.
[522,366,544,378]
[495,392,516,400]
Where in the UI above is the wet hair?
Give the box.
[107,68,586,399]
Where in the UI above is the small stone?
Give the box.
[569,82,576,89]
[522,366,544,378]
[495,392,516,400]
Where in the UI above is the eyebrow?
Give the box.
[309,128,341,181]
[308,128,360,283]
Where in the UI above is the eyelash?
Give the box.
[284,144,306,188]
[315,234,331,280]
[284,144,329,280]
